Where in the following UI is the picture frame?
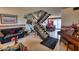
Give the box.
[1,14,17,24]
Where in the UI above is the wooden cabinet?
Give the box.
[58,30,79,51]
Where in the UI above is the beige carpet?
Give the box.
[3,33,67,51]
[19,33,67,51]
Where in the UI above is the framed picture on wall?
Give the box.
[1,14,17,24]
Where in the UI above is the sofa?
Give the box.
[0,27,24,44]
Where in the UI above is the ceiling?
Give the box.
[0,7,62,16]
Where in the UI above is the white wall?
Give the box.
[62,8,79,26]
[0,7,62,24]
[0,8,26,24]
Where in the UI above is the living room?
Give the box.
[0,7,62,51]
[0,7,79,51]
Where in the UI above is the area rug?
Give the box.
[40,37,58,49]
